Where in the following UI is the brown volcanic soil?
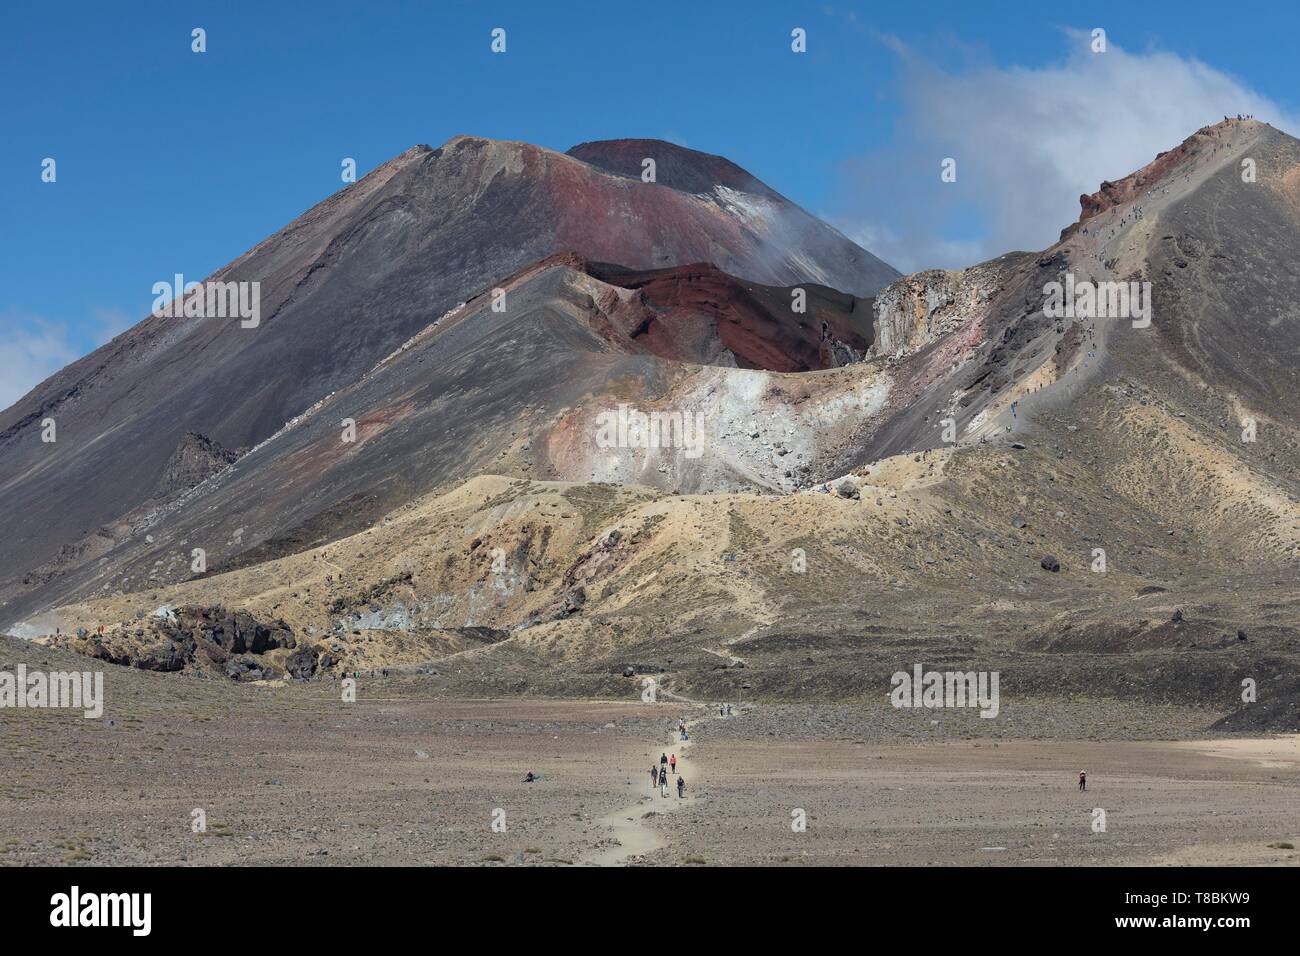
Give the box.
[27,456,1300,735]
[0,639,665,866]
[638,716,1299,867]
[2,639,1295,867]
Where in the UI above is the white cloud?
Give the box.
[837,31,1300,274]
[90,306,134,345]
[0,313,80,412]
[0,306,138,413]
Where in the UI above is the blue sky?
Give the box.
[4,0,1299,408]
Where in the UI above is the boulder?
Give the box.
[286,646,320,680]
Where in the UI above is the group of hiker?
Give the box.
[656,710,735,797]
[654,751,684,798]
[655,718,695,798]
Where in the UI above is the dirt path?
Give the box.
[583,698,721,866]
[700,646,747,667]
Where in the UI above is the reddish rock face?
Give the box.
[1066,121,1232,234]
[586,261,872,372]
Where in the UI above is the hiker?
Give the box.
[676,776,685,798]
[726,703,733,716]
[678,717,685,733]
[670,754,677,774]
[661,776,669,798]
[680,728,687,741]
[523,770,536,783]
[659,766,667,786]
[1078,770,1087,792]
[660,753,668,770]
[650,765,659,788]
[719,704,725,717]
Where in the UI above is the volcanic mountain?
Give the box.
[5,120,1300,731]
[0,136,894,618]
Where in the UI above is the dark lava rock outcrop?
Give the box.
[40,605,296,681]
[153,432,239,498]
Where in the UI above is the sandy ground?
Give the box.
[637,722,1299,866]
[0,640,669,865]
[2,643,1295,867]
[1,692,672,866]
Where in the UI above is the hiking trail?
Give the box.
[583,690,743,866]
